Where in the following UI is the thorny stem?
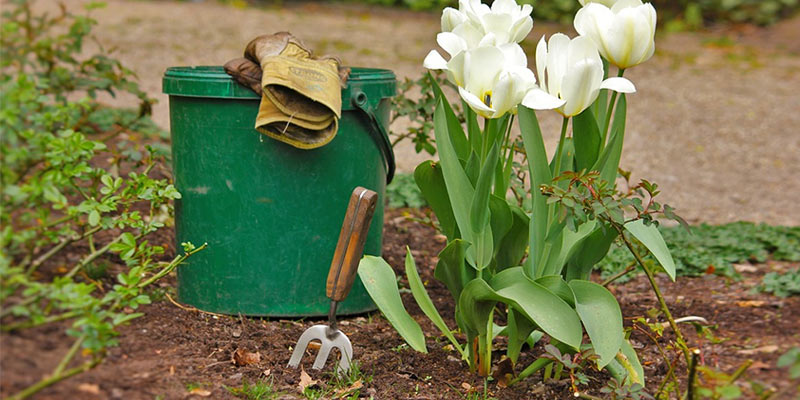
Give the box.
[138,243,208,289]
[619,230,692,365]
[686,349,700,400]
[601,261,637,287]
[25,226,102,276]
[7,358,101,400]
[633,323,681,396]
[53,335,85,377]
[1,310,80,331]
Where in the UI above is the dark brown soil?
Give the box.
[2,209,799,399]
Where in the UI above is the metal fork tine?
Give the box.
[313,341,333,370]
[287,325,326,368]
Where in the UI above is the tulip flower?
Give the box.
[522,34,635,117]
[440,0,533,47]
[427,44,545,119]
[574,0,657,69]
[578,0,619,6]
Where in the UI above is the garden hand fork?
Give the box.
[287,187,378,374]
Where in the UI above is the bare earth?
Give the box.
[48,0,800,226]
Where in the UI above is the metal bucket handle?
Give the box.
[351,90,396,184]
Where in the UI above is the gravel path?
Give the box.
[47,0,800,225]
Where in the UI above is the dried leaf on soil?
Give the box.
[77,383,101,395]
[232,348,261,366]
[333,379,363,397]
[298,368,318,392]
[188,388,211,397]
[738,345,780,355]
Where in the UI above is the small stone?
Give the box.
[229,372,243,380]
[232,328,242,338]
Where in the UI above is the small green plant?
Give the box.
[225,378,283,400]
[757,268,800,297]
[390,71,459,156]
[0,1,202,398]
[778,347,800,379]
[386,173,427,208]
[302,361,372,400]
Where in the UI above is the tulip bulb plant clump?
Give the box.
[359,0,687,394]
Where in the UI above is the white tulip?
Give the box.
[578,0,619,7]
[440,0,533,46]
[574,0,657,69]
[429,44,541,119]
[523,34,635,117]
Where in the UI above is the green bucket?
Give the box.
[162,66,395,317]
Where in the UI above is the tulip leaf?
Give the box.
[404,247,466,359]
[506,306,537,364]
[573,108,602,171]
[517,106,552,278]
[429,73,469,160]
[493,201,529,271]
[414,161,458,240]
[624,220,676,280]
[470,142,499,234]
[433,100,475,246]
[619,338,645,386]
[542,220,597,277]
[564,224,618,281]
[465,152,480,186]
[463,100,482,157]
[489,268,583,349]
[568,280,624,368]
[358,256,427,353]
[534,275,576,308]
[434,239,476,301]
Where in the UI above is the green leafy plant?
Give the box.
[598,223,800,280]
[386,172,427,208]
[226,378,284,400]
[758,268,800,297]
[391,71,460,156]
[778,347,800,379]
[0,1,202,398]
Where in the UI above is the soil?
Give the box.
[2,209,799,399]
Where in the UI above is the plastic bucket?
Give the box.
[162,66,395,316]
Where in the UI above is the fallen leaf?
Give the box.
[188,388,211,397]
[232,348,261,366]
[298,368,318,392]
[734,264,758,273]
[750,361,771,371]
[738,345,779,355]
[262,369,271,377]
[77,383,100,395]
[736,300,766,308]
[461,382,472,391]
[333,379,363,397]
[491,356,514,388]
[169,365,175,376]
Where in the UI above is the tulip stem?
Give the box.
[552,116,570,178]
[601,68,626,146]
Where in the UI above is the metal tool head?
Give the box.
[287,324,353,374]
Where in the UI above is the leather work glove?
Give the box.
[224,32,348,150]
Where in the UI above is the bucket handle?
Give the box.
[351,90,396,184]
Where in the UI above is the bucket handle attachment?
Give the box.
[351,90,396,184]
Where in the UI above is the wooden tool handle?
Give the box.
[326,187,378,302]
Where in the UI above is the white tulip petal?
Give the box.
[561,59,603,116]
[441,7,466,32]
[522,87,566,110]
[463,46,505,96]
[500,43,528,68]
[489,74,517,117]
[459,86,496,117]
[511,16,533,43]
[446,51,467,86]
[437,32,467,58]
[423,50,449,70]
[546,33,571,99]
[535,35,548,93]
[600,77,636,93]
[611,0,643,13]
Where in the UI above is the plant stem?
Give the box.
[728,360,753,384]
[7,357,100,400]
[510,358,553,385]
[552,117,570,178]
[2,310,80,331]
[619,231,691,365]
[26,226,102,276]
[64,232,133,279]
[53,335,85,377]
[601,261,637,287]
[686,349,700,400]
[138,243,207,289]
[601,69,625,146]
